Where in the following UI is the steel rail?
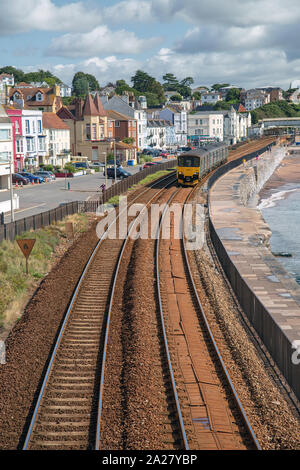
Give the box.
[155,188,190,451]
[182,188,262,450]
[22,171,176,450]
[95,178,178,449]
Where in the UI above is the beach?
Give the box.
[258,151,300,284]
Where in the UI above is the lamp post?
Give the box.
[113,139,117,184]
[102,151,107,188]
[6,159,14,222]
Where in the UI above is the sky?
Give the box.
[1,0,300,90]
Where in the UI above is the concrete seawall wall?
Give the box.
[208,144,300,401]
[239,148,285,206]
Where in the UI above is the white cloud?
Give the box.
[47,26,162,58]
[0,0,101,34]
[103,0,152,23]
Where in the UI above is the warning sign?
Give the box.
[16,239,36,259]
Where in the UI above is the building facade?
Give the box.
[0,105,13,189]
[187,111,224,144]
[22,110,46,168]
[42,112,71,167]
[159,106,187,147]
[5,106,24,171]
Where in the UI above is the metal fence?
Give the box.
[0,159,176,243]
[207,141,300,401]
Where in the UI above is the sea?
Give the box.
[258,182,300,285]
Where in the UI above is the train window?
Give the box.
[178,156,200,167]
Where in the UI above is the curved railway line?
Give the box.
[22,137,278,450]
[22,172,177,450]
[156,186,260,450]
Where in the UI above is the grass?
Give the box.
[0,213,89,329]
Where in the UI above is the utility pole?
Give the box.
[114,139,117,184]
[9,158,14,222]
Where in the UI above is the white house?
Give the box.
[42,112,71,167]
[188,111,224,144]
[22,110,46,169]
[243,89,270,111]
[146,119,176,149]
[60,84,72,98]
[220,105,252,145]
[159,105,187,147]
[201,92,222,105]
[0,105,13,190]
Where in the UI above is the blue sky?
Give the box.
[1,0,300,90]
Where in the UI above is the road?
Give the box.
[0,167,142,222]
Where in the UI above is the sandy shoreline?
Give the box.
[259,153,300,201]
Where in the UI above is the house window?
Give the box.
[0,129,11,140]
[115,120,120,127]
[38,120,42,133]
[86,124,91,140]
[15,121,20,134]
[92,123,97,140]
[32,120,35,134]
[36,92,43,102]
[25,120,30,134]
[16,139,23,153]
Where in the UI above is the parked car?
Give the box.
[18,172,44,183]
[90,162,105,168]
[105,167,131,179]
[34,171,56,181]
[143,162,158,168]
[159,152,169,158]
[12,173,30,185]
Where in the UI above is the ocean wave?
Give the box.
[258,188,300,210]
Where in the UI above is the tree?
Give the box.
[162,73,179,91]
[170,94,182,102]
[193,92,202,100]
[225,88,241,102]
[24,69,63,85]
[0,66,25,83]
[211,83,230,91]
[131,70,165,104]
[72,71,100,96]
[73,77,89,97]
[115,79,138,96]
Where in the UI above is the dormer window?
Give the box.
[36,92,43,102]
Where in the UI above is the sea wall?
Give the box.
[239,148,286,206]
[208,148,300,401]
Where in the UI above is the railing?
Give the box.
[0,159,176,242]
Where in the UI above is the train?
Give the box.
[177,142,229,186]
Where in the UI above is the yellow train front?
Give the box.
[177,143,228,186]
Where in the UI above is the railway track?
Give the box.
[156,186,261,450]
[22,172,176,450]
[22,138,274,450]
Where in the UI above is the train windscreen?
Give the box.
[178,155,200,167]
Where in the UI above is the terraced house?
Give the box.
[9,84,63,113]
[42,112,71,167]
[0,104,13,189]
[58,93,137,164]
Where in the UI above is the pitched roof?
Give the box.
[42,112,70,130]
[93,93,106,117]
[106,109,135,121]
[57,106,75,120]
[82,93,100,116]
[9,85,61,109]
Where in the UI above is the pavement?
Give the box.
[1,166,142,222]
[209,156,300,392]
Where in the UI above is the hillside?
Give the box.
[251,100,300,123]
